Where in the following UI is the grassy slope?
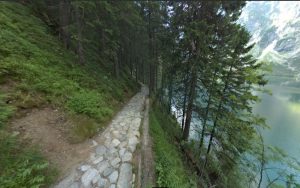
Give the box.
[149,104,197,188]
[0,2,138,187]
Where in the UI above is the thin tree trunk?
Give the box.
[135,57,138,82]
[148,6,153,95]
[199,93,212,148]
[205,100,222,160]
[95,2,105,54]
[168,76,173,113]
[74,4,84,65]
[115,47,121,78]
[200,95,223,178]
[182,67,197,141]
[59,0,71,49]
[142,61,145,83]
[257,132,265,188]
[199,69,218,150]
[181,75,189,130]
[202,64,234,171]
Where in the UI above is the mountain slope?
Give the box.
[239,1,300,86]
[0,2,138,187]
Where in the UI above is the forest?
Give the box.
[0,1,300,188]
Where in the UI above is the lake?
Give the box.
[254,83,300,185]
[254,84,300,159]
[171,80,300,185]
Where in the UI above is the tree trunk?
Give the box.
[115,47,121,79]
[59,0,71,49]
[199,69,218,150]
[202,64,234,171]
[74,4,84,65]
[181,75,189,130]
[167,75,173,113]
[205,100,222,158]
[182,67,197,141]
[142,60,145,83]
[148,6,156,96]
[257,132,265,188]
[135,57,138,82]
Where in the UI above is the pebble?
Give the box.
[93,157,104,164]
[79,165,91,172]
[97,161,109,173]
[119,141,127,148]
[117,163,132,188]
[122,152,132,162]
[111,157,121,167]
[97,178,108,188]
[119,148,126,156]
[92,174,101,184]
[103,167,114,177]
[81,168,98,187]
[96,146,107,156]
[112,139,121,147]
[91,140,98,147]
[108,171,118,183]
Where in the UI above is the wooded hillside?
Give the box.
[1,1,300,188]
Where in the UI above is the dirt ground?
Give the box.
[10,108,94,176]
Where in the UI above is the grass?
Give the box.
[68,114,100,143]
[0,1,138,138]
[0,2,138,187]
[0,94,57,188]
[0,2,138,122]
[149,103,197,188]
[0,131,57,188]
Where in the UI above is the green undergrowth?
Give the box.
[0,2,138,187]
[0,131,57,188]
[0,93,56,188]
[149,103,197,188]
[0,1,138,137]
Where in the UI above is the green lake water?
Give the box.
[253,84,300,185]
[254,84,300,159]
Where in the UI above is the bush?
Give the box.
[66,90,113,121]
[69,114,102,143]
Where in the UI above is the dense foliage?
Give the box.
[144,1,300,187]
[0,1,138,187]
[1,1,300,187]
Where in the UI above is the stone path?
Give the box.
[54,86,148,188]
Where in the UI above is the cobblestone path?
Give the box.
[54,86,148,188]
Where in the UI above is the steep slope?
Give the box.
[0,2,138,187]
[239,1,300,86]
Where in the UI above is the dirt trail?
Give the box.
[53,86,150,188]
[10,108,93,175]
